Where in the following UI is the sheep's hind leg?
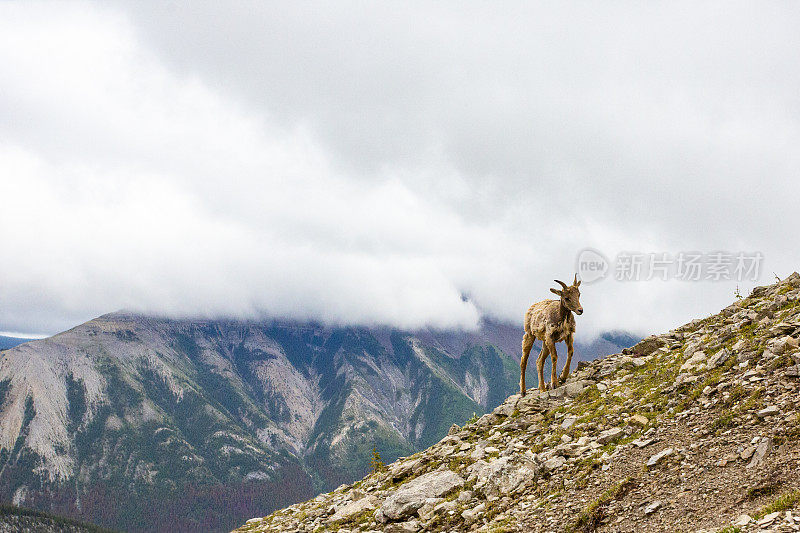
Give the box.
[520,333,535,396]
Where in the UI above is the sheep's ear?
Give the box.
[573,274,580,287]
[550,288,563,296]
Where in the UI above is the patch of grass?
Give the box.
[740,386,765,412]
[752,490,800,519]
[711,414,737,433]
[721,384,748,409]
[767,353,795,372]
[778,283,796,295]
[746,482,780,500]
[570,477,636,532]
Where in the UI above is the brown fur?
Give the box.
[520,275,583,395]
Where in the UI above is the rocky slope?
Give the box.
[0,312,633,532]
[235,273,800,533]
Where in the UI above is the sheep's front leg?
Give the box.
[536,343,549,392]
[546,336,559,389]
[560,334,574,383]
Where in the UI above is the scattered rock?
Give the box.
[746,437,773,469]
[383,520,421,533]
[331,496,377,522]
[680,350,708,372]
[469,456,538,498]
[627,414,649,427]
[646,448,674,467]
[564,380,591,397]
[707,348,732,369]
[757,406,779,418]
[543,456,566,472]
[631,335,668,356]
[597,427,624,444]
[378,470,465,522]
[643,501,662,514]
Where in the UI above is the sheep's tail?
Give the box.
[523,304,533,334]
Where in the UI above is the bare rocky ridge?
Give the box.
[235,273,800,533]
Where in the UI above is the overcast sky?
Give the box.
[1,2,799,340]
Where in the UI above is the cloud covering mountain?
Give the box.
[1,2,799,337]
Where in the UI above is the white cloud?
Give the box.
[1,2,799,340]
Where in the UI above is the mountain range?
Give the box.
[0,311,635,532]
[0,336,29,351]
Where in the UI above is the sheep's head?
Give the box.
[551,275,583,315]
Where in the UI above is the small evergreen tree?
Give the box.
[369,446,385,474]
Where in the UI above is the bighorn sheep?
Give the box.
[520,275,583,396]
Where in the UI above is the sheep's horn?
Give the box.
[573,273,579,286]
[554,279,568,291]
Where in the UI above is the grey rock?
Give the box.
[680,350,708,372]
[770,322,798,336]
[461,503,486,524]
[643,501,662,514]
[740,445,756,461]
[646,448,674,467]
[564,380,592,397]
[561,416,577,430]
[543,456,566,471]
[757,406,780,418]
[468,456,538,498]
[597,427,624,444]
[331,496,378,522]
[383,520,421,533]
[732,339,749,352]
[493,400,517,417]
[378,470,465,522]
[707,348,732,369]
[746,437,773,469]
[631,335,668,356]
[390,457,425,481]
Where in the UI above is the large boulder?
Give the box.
[331,495,378,522]
[630,335,668,356]
[377,469,465,522]
[467,456,539,499]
